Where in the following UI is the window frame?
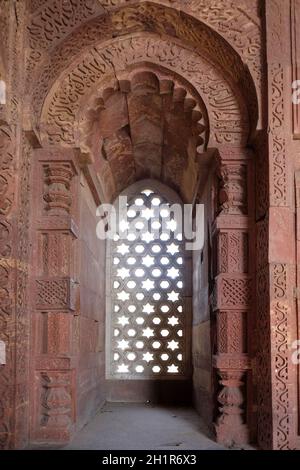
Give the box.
[105,179,192,380]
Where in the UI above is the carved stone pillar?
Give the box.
[255,0,298,450]
[212,147,254,446]
[31,148,79,443]
[0,0,29,450]
[215,370,247,445]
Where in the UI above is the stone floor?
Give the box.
[63,402,225,450]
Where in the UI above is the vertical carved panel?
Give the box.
[291,0,300,138]
[217,311,246,354]
[0,0,29,448]
[0,124,16,450]
[256,265,272,449]
[32,150,79,443]
[295,172,300,440]
[39,232,72,277]
[259,0,297,450]
[14,135,32,449]
[270,63,287,207]
[213,154,254,446]
[254,132,269,220]
[218,231,248,275]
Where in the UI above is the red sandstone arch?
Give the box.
[25,0,259,449]
[26,0,262,122]
[27,2,258,141]
[1,0,298,452]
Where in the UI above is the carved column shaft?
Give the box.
[255,0,298,450]
[31,148,79,443]
[212,148,254,446]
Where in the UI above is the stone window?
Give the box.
[106,181,190,379]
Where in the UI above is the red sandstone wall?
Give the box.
[76,174,106,429]
[192,177,214,429]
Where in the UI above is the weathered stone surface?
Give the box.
[0,0,299,451]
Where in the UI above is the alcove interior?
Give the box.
[76,170,214,437]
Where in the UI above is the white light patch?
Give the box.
[0,341,5,364]
[0,81,6,105]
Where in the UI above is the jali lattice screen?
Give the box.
[106,183,191,379]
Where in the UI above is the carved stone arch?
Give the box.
[76,64,209,155]
[27,0,260,450]
[72,67,210,203]
[28,2,258,141]
[38,33,251,154]
[26,0,262,124]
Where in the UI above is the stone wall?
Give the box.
[192,176,214,428]
[76,174,106,429]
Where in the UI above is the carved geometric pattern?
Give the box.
[107,186,188,378]
[36,278,71,309]
[218,277,251,309]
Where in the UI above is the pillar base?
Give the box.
[215,421,249,447]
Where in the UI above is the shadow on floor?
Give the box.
[63,402,225,450]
